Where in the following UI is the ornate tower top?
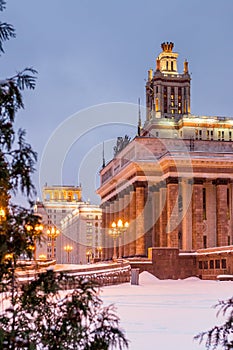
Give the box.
[161,41,174,53]
[145,42,191,121]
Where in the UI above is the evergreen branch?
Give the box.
[0,22,15,53]
[0,0,6,12]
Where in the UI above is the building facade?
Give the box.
[35,185,82,261]
[97,42,233,278]
[60,204,102,264]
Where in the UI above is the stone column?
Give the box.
[108,201,115,260]
[159,184,167,247]
[151,185,160,247]
[118,194,124,259]
[216,179,229,247]
[166,177,179,248]
[135,182,146,256]
[123,190,130,257]
[181,179,193,250]
[129,188,136,256]
[101,202,107,260]
[192,178,204,250]
[206,181,217,247]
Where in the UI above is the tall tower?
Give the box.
[146,42,191,120]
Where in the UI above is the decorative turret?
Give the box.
[145,42,191,120]
[161,41,174,53]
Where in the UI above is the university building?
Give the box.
[35,185,102,264]
[97,42,233,279]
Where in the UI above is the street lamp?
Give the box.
[109,219,129,260]
[97,246,102,260]
[47,226,60,260]
[64,244,73,263]
[26,223,43,260]
[86,250,91,264]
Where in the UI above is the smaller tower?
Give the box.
[146,42,191,120]
[137,97,142,136]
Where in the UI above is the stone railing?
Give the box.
[15,260,131,288]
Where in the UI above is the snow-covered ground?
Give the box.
[101,272,233,350]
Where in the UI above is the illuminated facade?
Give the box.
[97,42,233,279]
[35,185,82,260]
[60,204,102,264]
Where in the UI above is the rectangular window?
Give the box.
[198,261,203,269]
[210,260,214,269]
[228,236,231,245]
[207,130,210,140]
[218,131,221,141]
[221,259,227,269]
[211,130,214,140]
[222,131,224,141]
[215,260,220,269]
[203,235,207,249]
[204,261,208,269]
[229,131,232,141]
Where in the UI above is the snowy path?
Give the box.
[101,272,233,350]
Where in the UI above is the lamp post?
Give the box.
[26,223,43,260]
[97,246,102,260]
[86,250,91,264]
[64,244,73,263]
[109,219,129,260]
[47,226,60,259]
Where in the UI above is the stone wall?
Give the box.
[151,248,197,279]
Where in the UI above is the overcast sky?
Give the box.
[2,0,233,204]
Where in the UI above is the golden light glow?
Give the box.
[117,219,123,228]
[47,226,60,237]
[39,254,46,260]
[4,253,13,260]
[0,208,5,218]
[64,245,73,252]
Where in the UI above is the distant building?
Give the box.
[35,185,82,261]
[60,204,102,264]
[97,42,233,279]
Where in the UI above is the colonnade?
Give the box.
[101,177,232,260]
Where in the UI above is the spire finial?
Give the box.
[102,141,105,168]
[138,98,142,136]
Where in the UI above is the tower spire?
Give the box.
[102,141,105,168]
[138,97,142,136]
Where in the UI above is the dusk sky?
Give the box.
[2,0,233,204]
